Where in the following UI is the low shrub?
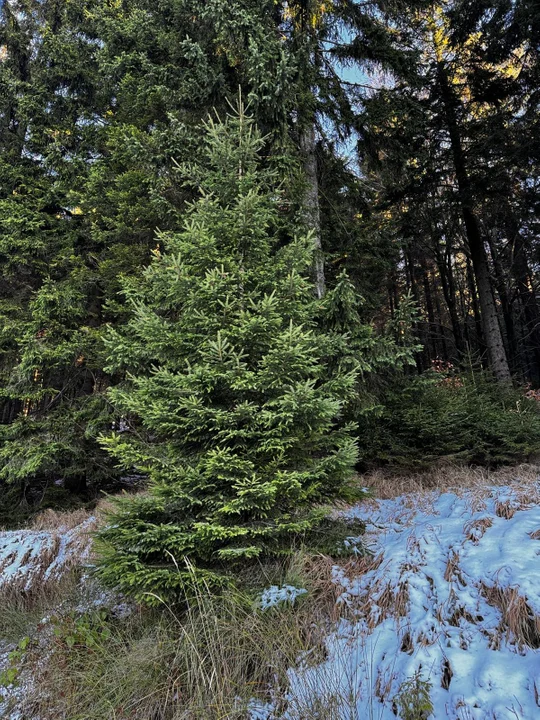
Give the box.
[393,671,433,720]
[358,370,540,468]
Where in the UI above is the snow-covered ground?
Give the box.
[0,516,96,719]
[253,482,540,719]
[0,517,96,596]
[3,483,540,719]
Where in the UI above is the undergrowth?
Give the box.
[359,370,540,468]
[3,555,347,720]
[8,464,540,717]
[0,569,82,643]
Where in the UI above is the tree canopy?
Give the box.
[1,0,540,587]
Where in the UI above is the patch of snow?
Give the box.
[260,585,307,611]
[0,518,96,595]
[253,484,540,719]
[248,699,275,719]
[74,573,134,619]
[0,516,134,718]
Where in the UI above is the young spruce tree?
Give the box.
[97,104,362,603]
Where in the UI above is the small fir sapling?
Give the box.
[96,103,365,603]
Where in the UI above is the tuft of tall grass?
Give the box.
[8,554,351,720]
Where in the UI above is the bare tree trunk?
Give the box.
[486,233,518,374]
[431,267,450,359]
[437,62,511,382]
[468,227,511,381]
[420,257,437,360]
[437,249,465,358]
[406,248,429,370]
[1,399,22,425]
[465,255,488,365]
[507,215,540,384]
[299,124,325,299]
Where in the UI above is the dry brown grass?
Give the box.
[361,462,540,500]
[4,463,540,717]
[287,552,384,626]
[464,517,493,543]
[444,551,463,583]
[31,507,95,532]
[293,554,346,623]
[481,584,540,650]
[14,572,350,720]
[31,495,117,532]
[326,554,411,630]
[494,499,518,519]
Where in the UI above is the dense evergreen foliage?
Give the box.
[1,0,540,593]
[96,107,369,600]
[361,369,540,468]
[0,0,296,509]
[356,1,540,382]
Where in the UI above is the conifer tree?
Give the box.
[96,104,362,602]
[0,0,295,509]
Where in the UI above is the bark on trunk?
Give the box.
[487,233,518,374]
[406,249,429,371]
[431,268,450,359]
[437,250,465,357]
[420,258,438,360]
[436,62,511,382]
[299,124,325,299]
[507,215,540,384]
[467,221,511,381]
[465,256,487,365]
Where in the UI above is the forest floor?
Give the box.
[1,464,540,719]
[253,465,540,719]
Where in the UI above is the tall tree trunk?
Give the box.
[1,399,22,425]
[486,233,518,374]
[388,271,400,318]
[436,61,511,382]
[430,267,450,360]
[465,255,488,366]
[506,213,540,384]
[420,257,437,360]
[299,123,325,299]
[406,248,429,370]
[437,248,465,358]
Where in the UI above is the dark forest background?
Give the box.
[1,0,540,524]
